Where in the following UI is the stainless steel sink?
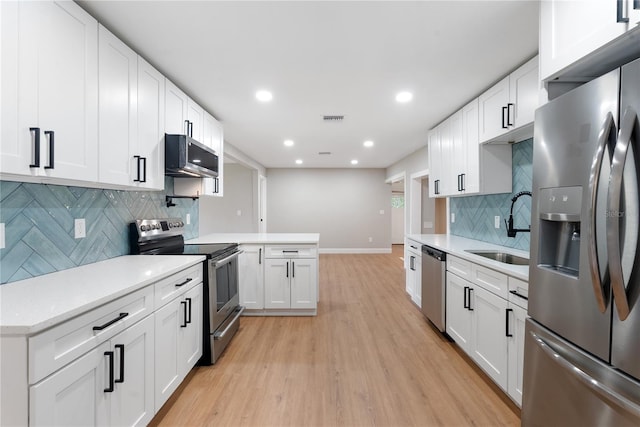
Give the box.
[465,250,529,266]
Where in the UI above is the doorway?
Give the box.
[391,180,405,244]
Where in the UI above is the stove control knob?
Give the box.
[154,224,160,230]
[179,221,184,227]
[140,225,147,232]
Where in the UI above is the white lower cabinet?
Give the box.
[446,256,527,407]
[406,241,422,307]
[154,281,202,411]
[30,315,155,426]
[264,246,317,311]
[239,245,265,310]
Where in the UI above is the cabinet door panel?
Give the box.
[478,77,509,143]
[471,285,508,390]
[179,284,203,375]
[449,110,464,194]
[20,0,98,182]
[29,341,109,426]
[165,80,188,135]
[427,129,441,198]
[509,56,538,128]
[291,258,317,309]
[508,304,527,406]
[98,24,137,186]
[137,57,165,190]
[462,99,480,194]
[446,274,473,353]
[186,100,204,142]
[154,299,180,410]
[264,259,290,309]
[111,316,155,427]
[239,245,265,310]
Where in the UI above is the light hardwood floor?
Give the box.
[151,245,520,426]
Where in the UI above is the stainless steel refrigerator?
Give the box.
[523,56,640,426]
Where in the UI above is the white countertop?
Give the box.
[187,233,320,245]
[406,234,529,281]
[0,255,206,335]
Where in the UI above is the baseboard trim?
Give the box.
[319,248,392,254]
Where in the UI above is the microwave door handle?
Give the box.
[588,112,614,313]
[608,107,639,321]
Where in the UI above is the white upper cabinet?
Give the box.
[137,57,165,190]
[479,56,538,144]
[540,0,640,82]
[186,100,204,142]
[165,79,189,135]
[427,128,442,197]
[98,25,138,187]
[462,99,480,194]
[1,0,98,182]
[202,111,224,197]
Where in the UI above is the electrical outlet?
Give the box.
[379,210,385,215]
[186,214,191,225]
[495,216,501,229]
[74,218,86,239]
[451,213,455,223]
[368,237,373,243]
[0,223,5,249]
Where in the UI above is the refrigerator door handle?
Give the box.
[588,112,615,313]
[531,331,640,418]
[608,107,638,321]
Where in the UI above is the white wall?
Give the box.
[266,168,391,252]
[199,163,258,234]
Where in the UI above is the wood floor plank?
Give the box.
[150,246,520,426]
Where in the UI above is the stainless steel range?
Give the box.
[130,218,244,365]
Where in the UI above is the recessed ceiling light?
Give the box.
[363,140,374,148]
[395,91,413,103]
[295,159,303,165]
[255,90,273,102]
[284,139,294,147]
[351,159,359,165]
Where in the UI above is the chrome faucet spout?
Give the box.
[505,191,532,238]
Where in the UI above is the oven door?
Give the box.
[209,250,240,331]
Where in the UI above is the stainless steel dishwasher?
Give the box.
[421,245,446,332]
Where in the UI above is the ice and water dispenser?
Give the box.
[537,186,583,277]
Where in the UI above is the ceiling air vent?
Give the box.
[322,115,344,121]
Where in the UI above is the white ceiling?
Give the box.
[78,0,539,169]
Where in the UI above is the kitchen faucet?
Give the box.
[505,191,532,238]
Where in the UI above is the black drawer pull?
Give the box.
[506,308,513,337]
[93,312,128,331]
[44,130,54,169]
[115,344,125,383]
[186,297,192,324]
[509,290,528,300]
[29,127,40,168]
[180,301,188,327]
[175,277,193,287]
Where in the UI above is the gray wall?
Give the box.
[266,168,391,251]
[199,163,258,234]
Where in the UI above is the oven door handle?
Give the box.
[214,306,245,340]
[213,250,243,267]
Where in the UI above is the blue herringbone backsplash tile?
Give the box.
[450,138,532,252]
[0,177,199,284]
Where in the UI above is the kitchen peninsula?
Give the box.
[187,233,320,316]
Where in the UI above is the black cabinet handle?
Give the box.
[44,130,54,169]
[115,344,125,384]
[104,351,115,392]
[292,261,295,278]
[463,286,469,309]
[410,256,415,271]
[214,177,219,194]
[506,308,514,337]
[93,312,129,331]
[434,179,440,195]
[286,261,289,278]
[186,297,192,324]
[180,301,188,328]
[509,289,529,300]
[468,288,474,311]
[29,127,40,168]
[141,157,147,183]
[501,106,508,129]
[175,277,192,287]
[134,155,142,182]
[461,173,466,191]
[617,0,629,22]
[507,103,514,126]
[259,247,262,265]
[184,119,190,135]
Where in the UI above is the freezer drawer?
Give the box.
[522,319,640,427]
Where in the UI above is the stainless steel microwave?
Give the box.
[165,134,219,178]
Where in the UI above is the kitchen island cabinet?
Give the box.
[0,255,205,426]
[187,233,320,316]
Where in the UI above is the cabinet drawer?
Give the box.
[265,245,317,259]
[508,277,529,310]
[29,286,154,385]
[155,263,203,308]
[447,255,472,280]
[471,263,508,299]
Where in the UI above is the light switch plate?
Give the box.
[74,218,86,239]
[379,210,385,215]
[0,223,5,249]
[495,216,501,228]
[451,213,455,223]
[186,213,191,225]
